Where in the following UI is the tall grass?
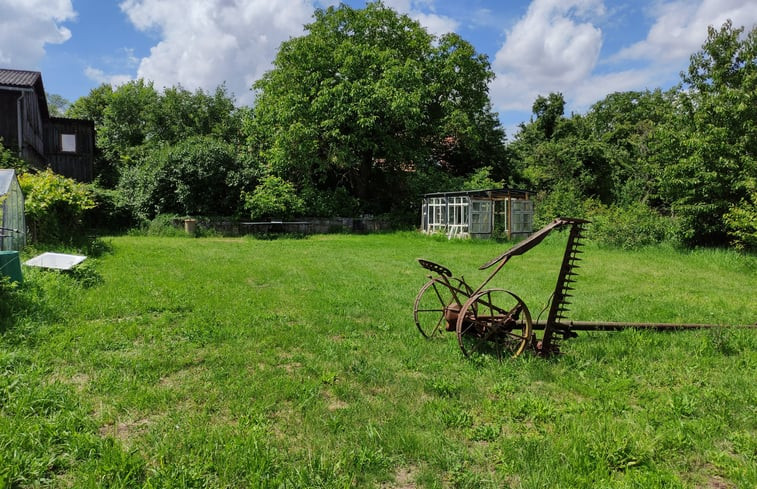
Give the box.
[1,232,755,488]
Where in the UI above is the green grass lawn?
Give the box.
[1,232,756,488]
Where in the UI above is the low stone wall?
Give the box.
[198,217,392,236]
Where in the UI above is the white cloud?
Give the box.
[491,0,605,113]
[0,0,75,68]
[571,68,660,108]
[118,0,314,104]
[491,0,757,123]
[106,0,459,105]
[383,0,459,36]
[614,0,757,62]
[412,11,459,36]
[84,66,133,87]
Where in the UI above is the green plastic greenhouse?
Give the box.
[0,169,26,251]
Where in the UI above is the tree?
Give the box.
[654,21,757,246]
[512,93,616,209]
[66,84,114,127]
[67,81,244,189]
[243,175,305,221]
[146,84,243,146]
[531,92,565,140]
[584,89,676,206]
[46,93,70,117]
[249,1,507,217]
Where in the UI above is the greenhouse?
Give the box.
[420,188,533,239]
[0,169,26,251]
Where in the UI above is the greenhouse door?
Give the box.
[470,200,493,237]
[510,199,533,236]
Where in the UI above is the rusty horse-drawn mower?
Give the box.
[413,217,755,358]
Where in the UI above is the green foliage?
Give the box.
[18,170,96,244]
[724,182,757,250]
[655,21,757,246]
[587,202,680,249]
[531,92,565,140]
[512,97,618,207]
[45,92,70,116]
[128,214,187,237]
[117,136,241,220]
[532,181,587,227]
[83,186,135,233]
[462,166,502,190]
[249,2,507,220]
[300,186,360,218]
[67,81,243,189]
[243,175,305,220]
[0,138,28,173]
[514,23,757,249]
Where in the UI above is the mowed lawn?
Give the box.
[1,232,756,488]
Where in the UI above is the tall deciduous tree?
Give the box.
[655,20,757,246]
[45,93,70,117]
[248,1,507,216]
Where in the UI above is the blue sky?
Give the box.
[2,0,757,137]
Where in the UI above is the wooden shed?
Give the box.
[0,69,94,182]
[420,188,533,239]
[0,69,48,168]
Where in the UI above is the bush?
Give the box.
[243,175,304,221]
[587,202,679,249]
[533,182,588,227]
[128,214,187,237]
[462,166,502,191]
[0,138,28,173]
[18,170,96,244]
[724,185,757,251]
[117,136,241,220]
[84,187,135,233]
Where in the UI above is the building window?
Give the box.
[60,133,76,153]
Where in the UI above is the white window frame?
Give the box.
[60,133,76,153]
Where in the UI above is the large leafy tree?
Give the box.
[654,20,757,246]
[248,1,507,216]
[583,89,677,207]
[512,93,617,212]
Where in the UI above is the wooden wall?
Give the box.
[0,90,18,148]
[0,88,46,167]
[44,118,95,182]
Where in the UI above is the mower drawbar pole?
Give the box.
[527,320,757,331]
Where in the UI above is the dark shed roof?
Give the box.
[0,68,42,86]
[422,188,533,199]
[0,68,49,119]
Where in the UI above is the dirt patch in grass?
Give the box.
[323,390,349,411]
[381,466,418,489]
[158,361,207,389]
[278,362,302,373]
[700,476,734,489]
[47,371,91,393]
[99,417,153,446]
